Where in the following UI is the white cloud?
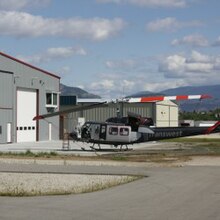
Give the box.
[147,17,203,32]
[159,54,186,77]
[17,46,87,64]
[97,0,187,8]
[122,79,136,88]
[86,51,220,98]
[0,0,50,11]
[172,34,209,47]
[159,51,219,79]
[142,80,187,92]
[104,57,154,75]
[189,50,210,63]
[89,79,116,98]
[85,51,220,98]
[59,66,71,75]
[90,79,115,90]
[87,73,187,98]
[0,11,126,40]
[46,47,87,58]
[87,74,138,98]
[105,59,139,69]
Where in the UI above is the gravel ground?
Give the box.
[0,172,137,196]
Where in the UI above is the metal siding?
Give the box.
[0,109,13,144]
[169,106,178,127]
[156,101,178,127]
[62,102,156,133]
[0,71,13,143]
[61,100,179,133]
[0,71,13,109]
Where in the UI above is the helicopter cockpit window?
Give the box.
[109,127,118,135]
[120,127,129,136]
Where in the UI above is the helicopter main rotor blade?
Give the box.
[126,94,212,103]
[33,94,212,120]
[33,102,107,120]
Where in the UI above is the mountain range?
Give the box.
[128,85,220,112]
[162,85,220,112]
[61,84,220,112]
[60,83,101,99]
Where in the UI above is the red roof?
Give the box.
[0,51,60,80]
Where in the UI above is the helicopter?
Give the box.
[68,111,156,150]
[33,94,220,151]
[68,111,220,150]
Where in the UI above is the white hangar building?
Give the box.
[0,52,60,144]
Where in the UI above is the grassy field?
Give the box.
[160,137,220,143]
[104,138,220,163]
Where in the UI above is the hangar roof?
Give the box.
[0,51,60,80]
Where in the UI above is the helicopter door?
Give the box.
[99,124,106,140]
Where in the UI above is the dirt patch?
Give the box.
[180,156,220,166]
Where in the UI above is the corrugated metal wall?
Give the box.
[62,101,179,134]
[0,71,13,143]
[63,102,155,133]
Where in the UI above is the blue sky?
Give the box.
[0,0,220,98]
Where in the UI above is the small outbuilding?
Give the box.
[0,52,60,144]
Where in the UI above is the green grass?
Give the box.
[160,137,220,143]
[159,138,220,156]
[110,155,128,161]
[0,150,58,158]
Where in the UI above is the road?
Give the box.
[0,163,220,220]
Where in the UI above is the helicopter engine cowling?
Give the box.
[138,126,154,134]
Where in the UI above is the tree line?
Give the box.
[179,109,220,121]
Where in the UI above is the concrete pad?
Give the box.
[0,140,167,156]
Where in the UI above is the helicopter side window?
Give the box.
[109,127,118,135]
[120,127,129,136]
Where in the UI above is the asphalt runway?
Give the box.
[0,165,220,220]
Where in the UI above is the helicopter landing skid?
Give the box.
[89,144,132,152]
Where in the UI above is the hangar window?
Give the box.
[46,92,58,108]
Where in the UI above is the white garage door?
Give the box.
[17,89,37,142]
